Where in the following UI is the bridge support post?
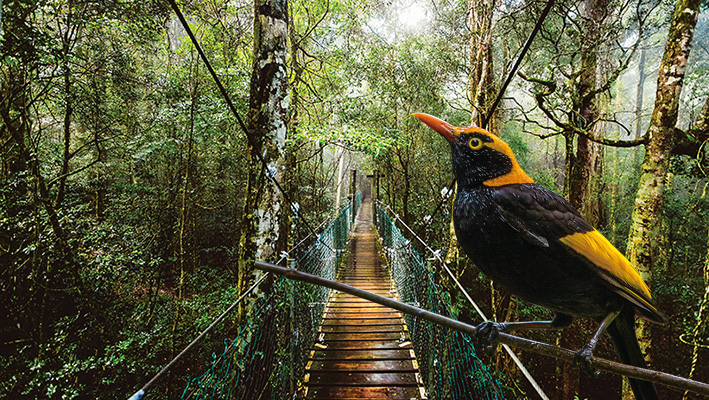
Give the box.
[289,258,295,396]
[373,170,380,224]
[350,169,357,226]
[367,170,382,224]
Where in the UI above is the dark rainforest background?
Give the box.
[1,0,708,398]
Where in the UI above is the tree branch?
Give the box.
[673,95,709,157]
[517,72,648,148]
[255,261,709,397]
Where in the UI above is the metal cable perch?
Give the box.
[254,260,709,397]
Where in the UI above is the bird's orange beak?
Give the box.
[412,113,456,142]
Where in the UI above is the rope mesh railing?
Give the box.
[375,202,507,400]
[177,197,359,399]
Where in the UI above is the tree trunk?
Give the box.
[635,47,647,140]
[56,67,72,207]
[335,147,347,208]
[177,56,198,300]
[683,188,709,400]
[568,0,606,228]
[237,0,289,320]
[468,0,496,131]
[625,0,701,396]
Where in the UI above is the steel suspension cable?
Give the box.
[379,202,550,400]
[166,0,324,247]
[126,209,338,400]
[421,0,555,229]
[480,0,555,129]
[127,272,270,400]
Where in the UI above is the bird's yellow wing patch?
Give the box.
[559,230,656,311]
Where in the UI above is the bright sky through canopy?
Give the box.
[397,1,428,30]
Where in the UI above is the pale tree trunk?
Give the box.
[625,0,701,397]
[634,47,648,168]
[635,47,647,140]
[237,0,289,320]
[335,147,347,208]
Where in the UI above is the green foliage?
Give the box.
[2,0,709,399]
[295,123,396,155]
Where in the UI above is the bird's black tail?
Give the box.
[606,307,659,400]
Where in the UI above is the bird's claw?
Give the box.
[475,321,507,356]
[572,345,600,377]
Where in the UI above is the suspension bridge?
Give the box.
[161,192,506,400]
[126,185,709,400]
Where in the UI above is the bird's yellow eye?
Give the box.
[469,137,484,150]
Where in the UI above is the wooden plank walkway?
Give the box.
[302,199,427,399]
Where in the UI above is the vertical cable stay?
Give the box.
[379,202,550,400]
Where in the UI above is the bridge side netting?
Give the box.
[178,198,358,399]
[375,203,507,400]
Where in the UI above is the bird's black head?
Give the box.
[413,113,533,188]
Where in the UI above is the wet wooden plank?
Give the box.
[320,324,403,333]
[306,372,420,386]
[307,359,418,372]
[331,296,396,302]
[318,340,412,350]
[311,349,414,360]
[321,318,403,326]
[325,306,395,312]
[305,386,422,399]
[333,289,393,295]
[322,332,402,341]
[325,313,403,320]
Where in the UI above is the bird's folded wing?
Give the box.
[493,184,667,324]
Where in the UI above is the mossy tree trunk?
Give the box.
[567,0,607,228]
[468,0,496,131]
[682,183,709,400]
[625,0,701,397]
[237,0,289,321]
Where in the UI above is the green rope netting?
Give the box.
[375,203,506,400]
[178,195,360,399]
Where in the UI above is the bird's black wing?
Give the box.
[491,184,666,324]
[491,183,592,245]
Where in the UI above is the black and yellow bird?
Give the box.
[413,113,667,400]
